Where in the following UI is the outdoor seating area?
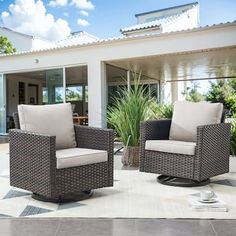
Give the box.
[1,73,235,219]
[0,100,236,236]
[0,113,236,219]
[0,100,234,207]
[1,0,236,235]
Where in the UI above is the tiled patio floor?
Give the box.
[0,136,8,144]
[1,139,236,235]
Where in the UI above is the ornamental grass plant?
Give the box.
[107,72,154,147]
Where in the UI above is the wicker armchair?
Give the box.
[140,102,231,187]
[10,106,114,202]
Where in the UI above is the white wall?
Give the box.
[0,28,55,52]
[7,75,43,116]
[0,28,33,52]
[162,7,199,33]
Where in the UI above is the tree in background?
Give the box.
[0,36,16,54]
[66,87,82,101]
[182,82,205,102]
[206,79,236,114]
[206,80,232,107]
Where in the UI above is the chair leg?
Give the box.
[32,190,93,203]
[157,175,210,187]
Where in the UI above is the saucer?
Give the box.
[198,198,218,203]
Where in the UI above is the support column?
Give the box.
[87,60,107,128]
[162,81,172,104]
[162,64,172,104]
[171,81,179,103]
[127,70,131,91]
[0,74,6,134]
[170,67,179,103]
[62,67,66,103]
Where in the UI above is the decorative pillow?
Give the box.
[18,103,76,150]
[169,101,223,142]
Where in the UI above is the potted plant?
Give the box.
[107,72,153,167]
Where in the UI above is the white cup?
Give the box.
[200,191,214,201]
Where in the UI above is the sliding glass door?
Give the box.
[43,69,64,104]
[0,74,6,134]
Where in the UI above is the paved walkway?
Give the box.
[0,218,235,236]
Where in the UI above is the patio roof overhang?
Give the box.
[0,21,236,76]
[107,46,236,81]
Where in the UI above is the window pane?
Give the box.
[55,87,64,103]
[45,69,64,104]
[66,86,83,101]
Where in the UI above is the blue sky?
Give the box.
[0,0,236,40]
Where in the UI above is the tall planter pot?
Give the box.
[122,146,140,167]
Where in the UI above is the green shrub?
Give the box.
[206,79,236,116]
[182,82,205,102]
[225,94,236,115]
[149,101,173,119]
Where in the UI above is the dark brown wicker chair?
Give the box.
[139,118,231,187]
[10,113,114,202]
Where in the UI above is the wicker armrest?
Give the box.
[9,129,56,169]
[139,119,171,171]
[195,123,231,179]
[196,123,231,147]
[74,125,114,153]
[9,129,57,189]
[74,125,114,185]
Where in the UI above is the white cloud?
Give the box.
[49,0,68,7]
[1,12,9,18]
[71,0,94,10]
[1,0,71,41]
[77,18,89,26]
[79,10,89,16]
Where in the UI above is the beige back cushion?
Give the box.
[169,101,223,142]
[18,103,76,150]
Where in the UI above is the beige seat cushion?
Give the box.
[169,101,223,142]
[18,103,76,150]
[145,140,196,156]
[56,148,108,169]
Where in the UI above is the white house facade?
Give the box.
[0,2,236,134]
[0,27,55,51]
[121,2,199,36]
